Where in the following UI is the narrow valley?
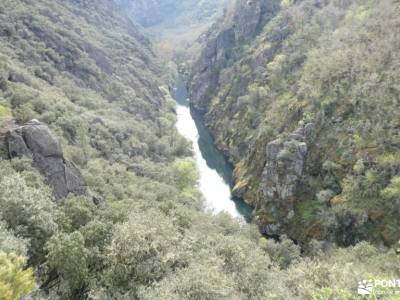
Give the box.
[0,0,399,299]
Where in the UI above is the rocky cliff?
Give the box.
[190,0,280,111]
[190,0,400,246]
[4,120,86,199]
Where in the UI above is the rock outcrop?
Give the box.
[5,120,86,199]
[260,125,313,236]
[8,72,25,83]
[190,28,236,111]
[262,138,307,200]
[189,0,280,111]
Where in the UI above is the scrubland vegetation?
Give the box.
[0,0,398,299]
[1,157,399,299]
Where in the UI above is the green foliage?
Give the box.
[0,104,11,118]
[172,158,199,196]
[0,2,201,295]
[13,102,35,123]
[285,241,399,299]
[382,176,400,200]
[261,235,300,269]
[353,159,365,175]
[312,287,359,300]
[140,258,235,300]
[0,104,12,136]
[280,0,294,8]
[105,211,181,291]
[59,196,96,232]
[0,222,28,256]
[0,173,57,264]
[47,231,89,291]
[0,251,35,300]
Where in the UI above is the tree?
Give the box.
[46,231,89,292]
[172,158,199,197]
[105,210,181,293]
[260,235,300,269]
[382,176,400,201]
[60,196,95,231]
[139,258,235,300]
[13,102,36,124]
[0,174,58,264]
[0,251,35,300]
[0,221,28,256]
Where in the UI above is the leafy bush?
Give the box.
[0,173,58,264]
[46,231,89,292]
[0,251,35,300]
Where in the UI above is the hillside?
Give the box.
[190,0,400,246]
[0,0,199,298]
[0,0,398,299]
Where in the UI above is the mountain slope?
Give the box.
[0,0,171,162]
[0,1,398,299]
[0,0,197,297]
[190,0,400,246]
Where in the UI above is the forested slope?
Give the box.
[0,0,398,299]
[0,0,195,298]
[190,0,400,246]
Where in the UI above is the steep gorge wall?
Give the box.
[189,0,400,246]
[190,0,281,111]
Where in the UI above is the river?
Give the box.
[173,78,252,222]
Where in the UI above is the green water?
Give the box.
[174,78,253,222]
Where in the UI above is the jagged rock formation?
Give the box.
[263,138,307,201]
[5,120,86,199]
[190,0,280,111]
[260,125,313,236]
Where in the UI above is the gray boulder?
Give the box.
[5,120,86,199]
[262,138,308,201]
[127,163,145,176]
[260,125,312,235]
[8,72,25,83]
